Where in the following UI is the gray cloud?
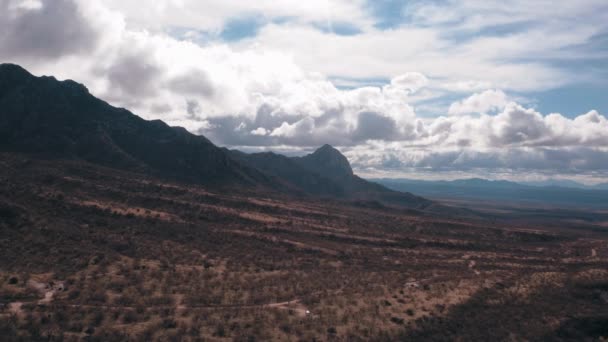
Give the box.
[489,105,550,146]
[353,112,399,141]
[0,0,99,60]
[351,147,608,175]
[186,100,201,118]
[168,70,215,98]
[105,53,164,99]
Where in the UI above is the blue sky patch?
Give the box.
[220,16,266,41]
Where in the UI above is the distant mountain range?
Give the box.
[518,179,608,190]
[0,63,436,212]
[373,178,608,208]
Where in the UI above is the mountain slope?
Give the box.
[293,145,434,208]
[0,63,441,211]
[232,145,436,210]
[292,144,354,181]
[0,63,267,186]
[227,149,346,196]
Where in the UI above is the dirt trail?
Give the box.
[28,279,64,304]
[47,299,308,312]
[4,279,64,316]
[6,276,315,317]
[266,299,309,317]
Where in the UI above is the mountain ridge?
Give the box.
[292,144,354,181]
[231,146,436,210]
[0,63,441,212]
[0,63,269,187]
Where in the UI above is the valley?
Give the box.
[1,153,607,341]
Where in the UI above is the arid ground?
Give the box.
[1,153,607,341]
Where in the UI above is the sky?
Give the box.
[1,0,608,183]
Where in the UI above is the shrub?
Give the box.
[214,324,226,337]
[390,317,405,325]
[162,319,177,329]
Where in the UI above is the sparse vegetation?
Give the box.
[0,153,607,340]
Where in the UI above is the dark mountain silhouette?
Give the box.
[231,145,436,210]
[0,63,268,186]
[292,144,353,180]
[227,149,346,197]
[0,63,442,211]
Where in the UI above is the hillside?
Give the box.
[231,145,436,210]
[0,63,439,211]
[1,151,607,341]
[0,63,268,187]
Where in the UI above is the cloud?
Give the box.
[448,89,508,115]
[245,20,592,92]
[168,70,215,98]
[489,103,549,146]
[250,127,268,136]
[104,52,164,100]
[100,0,371,33]
[346,103,608,178]
[0,0,100,60]
[186,100,201,118]
[353,112,399,141]
[351,146,608,176]
[388,72,428,94]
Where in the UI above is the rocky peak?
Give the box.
[295,144,353,180]
[0,64,35,92]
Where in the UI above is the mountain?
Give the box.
[231,145,436,210]
[449,178,520,188]
[521,179,608,191]
[227,149,345,197]
[519,179,588,189]
[292,144,353,181]
[0,63,268,186]
[0,63,442,211]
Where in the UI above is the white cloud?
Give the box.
[448,89,508,115]
[243,17,601,91]
[388,72,428,94]
[250,127,268,136]
[100,0,371,32]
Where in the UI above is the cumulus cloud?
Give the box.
[250,127,268,136]
[105,52,164,100]
[448,89,508,115]
[0,0,99,60]
[353,112,399,141]
[347,103,608,178]
[168,70,215,98]
[387,72,428,94]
